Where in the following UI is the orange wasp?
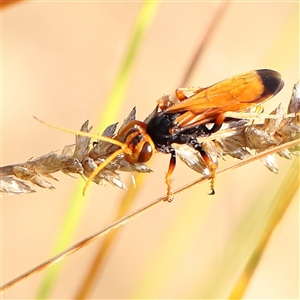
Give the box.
[37,69,284,201]
[106,69,284,201]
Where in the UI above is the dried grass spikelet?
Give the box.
[0,108,152,195]
[1,82,299,195]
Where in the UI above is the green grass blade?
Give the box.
[228,159,299,299]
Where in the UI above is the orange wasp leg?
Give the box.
[200,149,218,195]
[186,136,218,195]
[211,113,226,133]
[203,102,264,192]
[165,149,177,202]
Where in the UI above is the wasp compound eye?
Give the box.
[137,141,153,163]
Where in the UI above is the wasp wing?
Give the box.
[167,70,284,120]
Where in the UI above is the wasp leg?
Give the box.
[165,148,177,202]
[188,138,217,195]
[211,101,265,132]
[210,113,226,133]
[200,149,217,195]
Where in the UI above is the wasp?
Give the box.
[36,69,284,201]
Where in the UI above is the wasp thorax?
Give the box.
[124,127,154,164]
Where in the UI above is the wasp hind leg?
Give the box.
[188,138,217,195]
[200,149,217,195]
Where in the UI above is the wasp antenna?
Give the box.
[33,116,127,149]
[33,116,132,195]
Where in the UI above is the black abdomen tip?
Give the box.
[256,69,284,96]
